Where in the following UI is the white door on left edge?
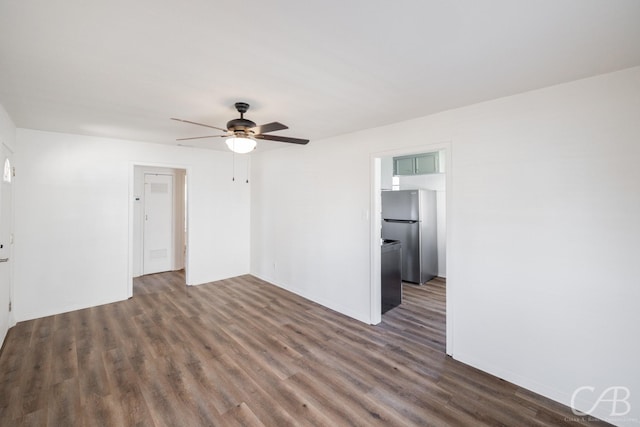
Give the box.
[0,148,13,342]
[143,173,174,275]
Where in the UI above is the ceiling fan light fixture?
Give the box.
[225,136,256,154]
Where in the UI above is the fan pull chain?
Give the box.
[232,149,235,182]
[246,156,249,183]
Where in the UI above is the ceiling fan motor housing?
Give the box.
[227,102,256,136]
[226,117,257,135]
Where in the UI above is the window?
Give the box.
[3,158,11,183]
[392,152,440,176]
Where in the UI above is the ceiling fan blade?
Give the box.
[171,118,228,133]
[176,135,227,141]
[255,134,309,145]
[252,122,288,134]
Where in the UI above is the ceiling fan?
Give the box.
[171,102,309,153]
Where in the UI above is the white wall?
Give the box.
[251,140,373,322]
[0,103,16,152]
[0,102,16,346]
[251,67,640,425]
[13,129,250,321]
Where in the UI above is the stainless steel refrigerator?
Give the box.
[381,189,437,284]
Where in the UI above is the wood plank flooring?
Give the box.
[0,272,609,426]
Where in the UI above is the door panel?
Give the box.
[381,220,420,283]
[143,174,174,275]
[0,149,13,343]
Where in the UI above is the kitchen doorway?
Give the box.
[370,143,453,355]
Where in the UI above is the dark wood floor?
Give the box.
[0,271,608,426]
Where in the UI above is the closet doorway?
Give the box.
[132,166,187,282]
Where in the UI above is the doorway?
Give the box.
[131,165,188,295]
[370,143,453,355]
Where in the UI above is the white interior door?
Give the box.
[143,173,174,275]
[0,148,13,341]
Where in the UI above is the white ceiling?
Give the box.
[1,0,639,152]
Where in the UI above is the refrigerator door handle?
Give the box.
[383,219,418,224]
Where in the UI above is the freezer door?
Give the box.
[381,190,420,221]
[381,220,420,283]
